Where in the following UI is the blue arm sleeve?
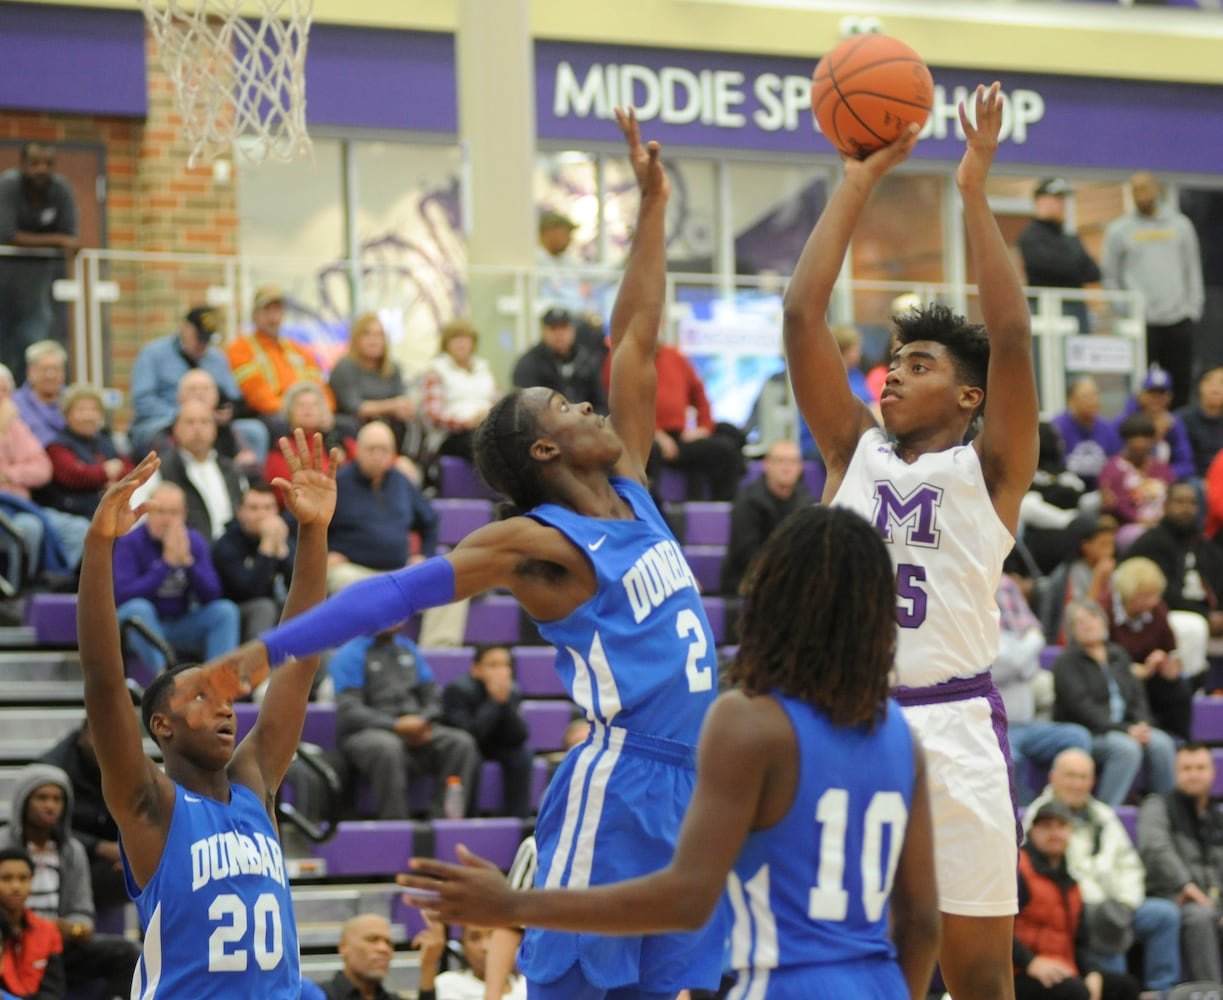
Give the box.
[261,557,456,665]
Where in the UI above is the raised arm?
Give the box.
[783,128,917,496]
[77,455,176,864]
[961,84,1039,535]
[230,431,337,805]
[606,107,671,481]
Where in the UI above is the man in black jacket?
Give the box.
[156,399,247,541]
[442,644,533,819]
[1137,742,1223,983]
[511,307,607,413]
[211,483,295,642]
[1018,177,1101,335]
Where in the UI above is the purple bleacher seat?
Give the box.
[802,461,826,498]
[477,761,504,814]
[521,700,575,752]
[701,596,726,644]
[658,467,688,503]
[435,499,493,546]
[531,756,554,811]
[420,647,473,688]
[513,646,565,697]
[684,546,725,595]
[232,702,336,751]
[1192,696,1223,743]
[1039,646,1063,672]
[312,820,417,875]
[26,593,78,645]
[684,502,731,546]
[439,456,495,500]
[233,702,258,741]
[1115,805,1138,845]
[432,817,524,869]
[465,595,519,643]
[1214,750,1223,798]
[741,460,764,486]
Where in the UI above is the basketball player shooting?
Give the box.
[784,82,1039,1000]
[76,432,339,998]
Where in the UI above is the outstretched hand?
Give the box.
[271,430,340,527]
[615,106,670,201]
[179,640,272,708]
[843,123,919,183]
[956,82,1003,191]
[88,451,159,540]
[397,844,519,926]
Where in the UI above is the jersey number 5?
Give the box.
[895,563,928,628]
[808,788,908,923]
[208,892,285,972]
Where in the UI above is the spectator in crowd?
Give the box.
[332,627,479,820]
[649,342,745,502]
[14,340,67,448]
[1103,172,1204,411]
[1052,377,1122,493]
[0,362,87,581]
[537,209,604,349]
[211,483,295,642]
[0,765,138,1000]
[1027,748,1181,996]
[327,312,417,455]
[1018,177,1102,335]
[148,369,264,475]
[1138,742,1223,985]
[995,573,1092,804]
[326,421,438,594]
[1104,557,1195,741]
[112,481,240,671]
[1099,413,1176,552]
[38,719,125,911]
[226,284,333,432]
[128,305,268,463]
[415,914,527,1000]
[1052,602,1177,805]
[1013,799,1139,1000]
[830,323,878,409]
[155,400,247,541]
[37,385,131,521]
[442,644,532,819]
[1039,514,1118,645]
[421,319,500,464]
[0,846,64,1000]
[317,913,397,1000]
[1018,422,1094,578]
[1119,366,1195,481]
[0,142,78,385]
[511,307,607,415]
[719,438,812,596]
[1125,480,1221,661]
[1178,367,1223,480]
[264,382,355,507]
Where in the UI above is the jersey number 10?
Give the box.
[808,789,908,923]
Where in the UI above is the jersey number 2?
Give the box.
[676,608,712,692]
[808,788,908,923]
[208,892,285,972]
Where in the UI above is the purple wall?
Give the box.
[0,2,146,116]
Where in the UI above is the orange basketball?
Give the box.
[811,34,933,159]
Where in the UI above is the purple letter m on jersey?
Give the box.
[871,481,944,549]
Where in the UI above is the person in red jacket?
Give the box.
[1014,800,1138,1000]
[0,846,64,1000]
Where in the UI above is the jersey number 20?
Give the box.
[808,789,908,923]
[208,892,285,972]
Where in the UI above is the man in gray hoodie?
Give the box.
[0,763,138,999]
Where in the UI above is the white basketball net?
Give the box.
[139,0,313,167]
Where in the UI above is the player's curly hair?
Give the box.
[473,392,548,517]
[892,303,990,392]
[728,505,896,728]
[141,662,199,747]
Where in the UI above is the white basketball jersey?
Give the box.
[832,427,1013,688]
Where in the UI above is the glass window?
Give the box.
[726,161,827,278]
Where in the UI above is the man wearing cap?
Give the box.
[129,305,267,458]
[1026,748,1182,995]
[226,285,334,432]
[1018,178,1101,335]
[1118,366,1196,481]
[1015,797,1140,1000]
[512,307,608,413]
[1104,172,1205,410]
[537,210,606,352]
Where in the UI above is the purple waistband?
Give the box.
[892,670,994,708]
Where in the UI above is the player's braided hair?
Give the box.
[892,303,990,393]
[473,392,548,516]
[728,505,896,728]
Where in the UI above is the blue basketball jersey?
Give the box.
[727,696,914,994]
[525,476,717,741]
[121,781,301,999]
[518,477,725,991]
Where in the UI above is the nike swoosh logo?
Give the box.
[184,795,201,803]
[588,535,607,551]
